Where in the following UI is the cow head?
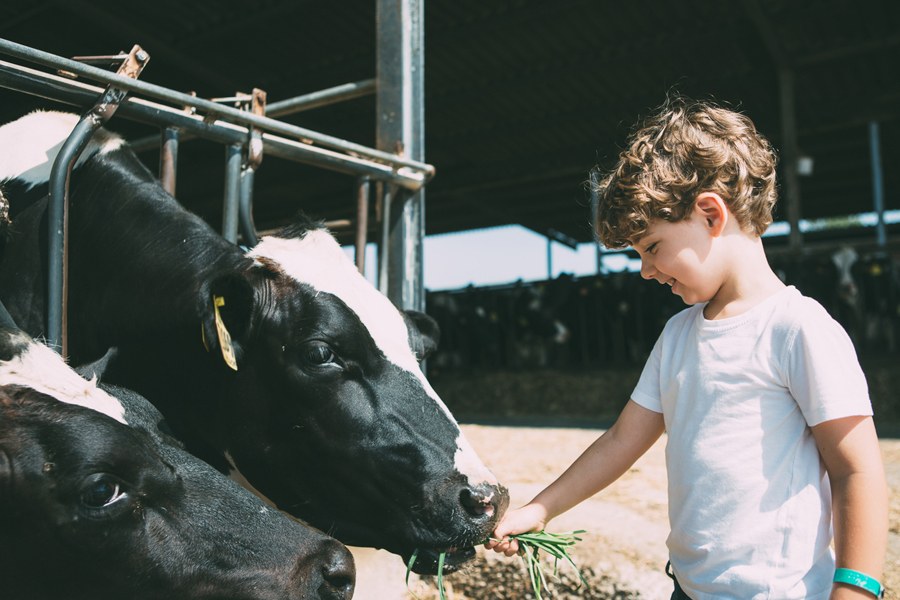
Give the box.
[197,217,509,573]
[0,326,355,600]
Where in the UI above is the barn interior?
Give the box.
[2,5,900,599]
[2,1,897,243]
[1,0,898,421]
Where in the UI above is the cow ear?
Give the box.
[404,310,441,359]
[199,272,256,369]
[74,347,119,382]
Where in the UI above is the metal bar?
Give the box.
[546,237,553,280]
[46,117,104,354]
[236,88,264,248]
[0,59,427,189]
[159,126,179,196]
[46,45,148,356]
[869,121,887,248]
[355,177,370,275]
[223,143,242,244]
[267,79,377,118]
[377,0,426,311]
[378,182,392,296]
[239,166,259,247]
[0,38,435,179]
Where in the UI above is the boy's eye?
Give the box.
[646,243,658,254]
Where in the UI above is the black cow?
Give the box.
[0,110,507,573]
[0,313,354,600]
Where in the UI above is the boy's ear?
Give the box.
[693,192,728,237]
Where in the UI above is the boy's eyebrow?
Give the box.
[630,237,650,252]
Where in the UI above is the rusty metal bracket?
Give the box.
[247,88,266,169]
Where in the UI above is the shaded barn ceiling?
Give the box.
[0,0,897,246]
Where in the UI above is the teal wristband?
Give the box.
[834,568,884,598]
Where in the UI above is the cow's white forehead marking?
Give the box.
[248,231,449,405]
[0,332,126,424]
[0,110,125,188]
[249,230,499,485]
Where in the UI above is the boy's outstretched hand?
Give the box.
[483,502,549,557]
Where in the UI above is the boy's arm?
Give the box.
[810,415,888,600]
[486,399,665,556]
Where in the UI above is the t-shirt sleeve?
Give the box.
[631,331,664,414]
[783,302,872,426]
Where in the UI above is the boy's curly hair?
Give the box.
[591,96,779,249]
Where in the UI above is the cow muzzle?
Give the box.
[405,479,509,575]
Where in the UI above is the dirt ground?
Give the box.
[350,424,900,600]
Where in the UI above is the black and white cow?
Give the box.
[0,309,355,600]
[0,111,507,573]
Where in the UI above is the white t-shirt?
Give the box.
[632,286,872,600]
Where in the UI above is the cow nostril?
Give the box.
[459,486,495,518]
[318,545,355,599]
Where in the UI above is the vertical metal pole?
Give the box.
[239,166,259,247]
[547,237,553,280]
[47,115,105,355]
[869,121,887,248]
[378,182,392,295]
[356,176,371,275]
[222,143,242,244]
[779,68,802,250]
[44,45,149,356]
[159,126,179,196]
[377,0,426,312]
[589,167,602,275]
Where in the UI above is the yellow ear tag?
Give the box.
[213,296,238,371]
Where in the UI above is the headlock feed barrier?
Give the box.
[0,36,434,357]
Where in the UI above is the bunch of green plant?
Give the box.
[508,530,588,599]
[406,530,588,600]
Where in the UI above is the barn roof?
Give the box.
[1,0,897,247]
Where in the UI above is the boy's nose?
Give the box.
[640,259,655,280]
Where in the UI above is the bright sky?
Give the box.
[344,209,900,292]
[345,224,638,291]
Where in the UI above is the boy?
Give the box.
[485,97,889,599]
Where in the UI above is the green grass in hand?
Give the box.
[496,530,589,600]
[406,530,588,600]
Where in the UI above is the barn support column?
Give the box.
[376,0,426,312]
[869,121,887,248]
[778,69,803,250]
[742,0,803,250]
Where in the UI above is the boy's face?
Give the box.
[630,214,721,306]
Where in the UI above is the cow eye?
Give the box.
[81,478,126,509]
[302,342,338,367]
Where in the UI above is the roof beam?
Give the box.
[61,0,238,93]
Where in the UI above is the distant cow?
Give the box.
[0,313,354,599]
[0,111,507,573]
